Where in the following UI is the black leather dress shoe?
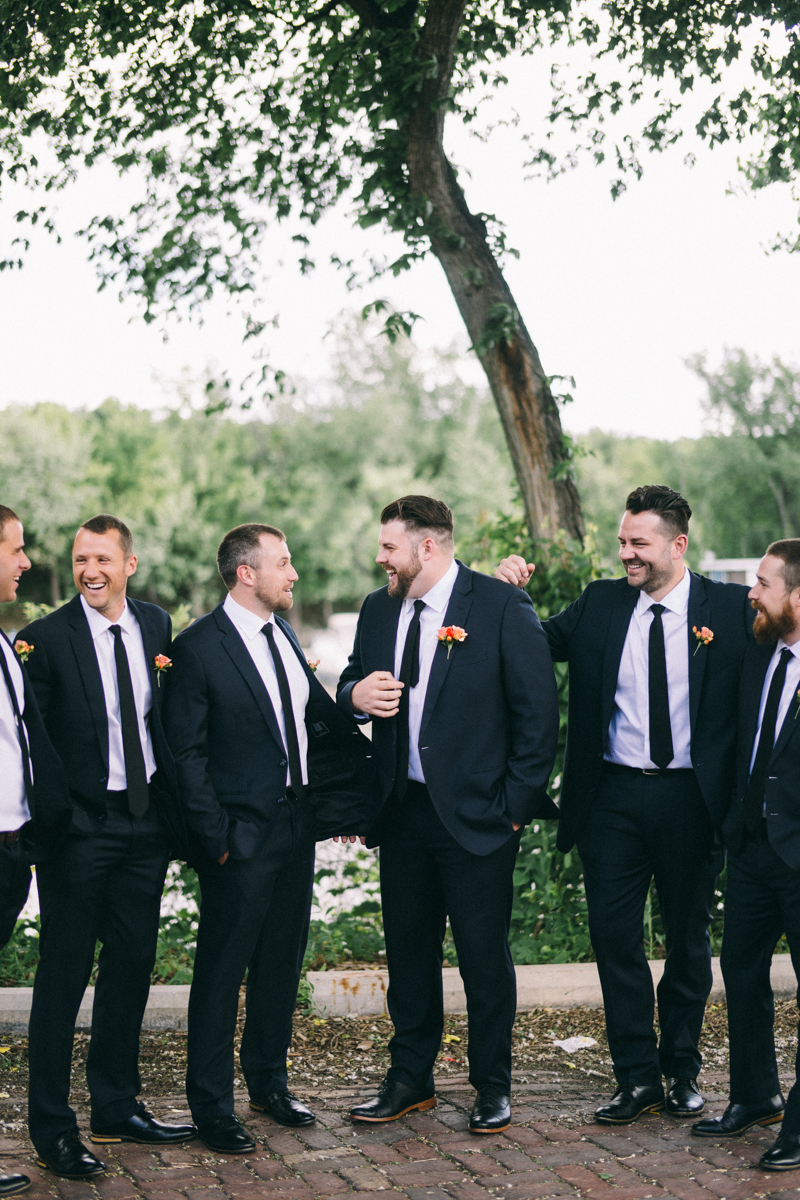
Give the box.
[595,1084,665,1125]
[249,1091,315,1127]
[91,1110,197,1144]
[197,1115,256,1154]
[350,1077,436,1123]
[760,1130,800,1170]
[0,1175,30,1196]
[692,1095,784,1137]
[665,1077,705,1117]
[35,1132,107,1179]
[469,1086,511,1134]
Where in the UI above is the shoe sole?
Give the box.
[666,1107,705,1118]
[0,1182,30,1195]
[90,1132,197,1144]
[595,1101,665,1126]
[691,1112,784,1138]
[350,1096,437,1123]
[200,1141,256,1154]
[469,1121,511,1135]
[34,1159,106,1180]
[248,1102,315,1126]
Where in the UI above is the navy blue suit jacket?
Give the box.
[724,640,800,869]
[162,603,371,863]
[0,631,71,860]
[336,562,560,855]
[19,594,189,857]
[542,571,755,852]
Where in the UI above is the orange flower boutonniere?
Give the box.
[13,640,33,663]
[307,659,320,673]
[153,654,172,686]
[692,626,714,656]
[437,626,467,659]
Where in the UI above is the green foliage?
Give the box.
[0,913,41,985]
[0,322,514,621]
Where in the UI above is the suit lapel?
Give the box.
[214,606,286,755]
[741,643,773,767]
[419,564,473,738]
[127,599,159,688]
[687,571,711,736]
[67,595,110,771]
[600,582,639,741]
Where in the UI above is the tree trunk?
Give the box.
[50,564,61,608]
[404,0,584,541]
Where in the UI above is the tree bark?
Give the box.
[404,0,584,541]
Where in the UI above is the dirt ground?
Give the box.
[0,997,795,1125]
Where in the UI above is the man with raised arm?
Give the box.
[337,495,559,1134]
[497,485,754,1125]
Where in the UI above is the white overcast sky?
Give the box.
[1,48,798,441]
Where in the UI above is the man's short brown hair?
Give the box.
[0,506,20,541]
[380,495,454,544]
[767,539,800,593]
[625,485,692,538]
[217,523,286,590]
[78,514,134,558]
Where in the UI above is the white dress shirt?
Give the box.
[749,639,800,774]
[223,594,310,787]
[0,635,31,829]
[394,559,459,783]
[606,568,693,769]
[80,595,157,789]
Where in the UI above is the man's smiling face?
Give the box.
[72,527,137,621]
[617,509,683,596]
[0,520,31,604]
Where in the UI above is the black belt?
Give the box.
[603,761,695,778]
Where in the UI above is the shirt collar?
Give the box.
[775,639,800,661]
[80,593,135,640]
[636,566,691,618]
[403,558,459,618]
[223,592,274,641]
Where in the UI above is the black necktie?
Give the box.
[0,642,33,806]
[109,625,149,817]
[743,646,793,833]
[648,603,674,770]
[393,600,425,800]
[264,623,305,799]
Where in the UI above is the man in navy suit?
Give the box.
[20,515,194,1180]
[337,496,559,1134]
[693,540,800,1170]
[497,486,754,1125]
[163,524,369,1153]
[0,505,71,1198]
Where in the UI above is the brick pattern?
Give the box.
[2,1082,800,1200]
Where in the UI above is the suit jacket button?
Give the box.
[280,760,287,767]
[99,776,107,783]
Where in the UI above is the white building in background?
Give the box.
[699,553,761,587]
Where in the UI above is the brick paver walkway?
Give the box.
[2,1076,799,1200]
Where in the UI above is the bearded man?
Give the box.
[337,495,559,1134]
[692,540,800,1171]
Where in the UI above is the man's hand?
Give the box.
[511,822,522,832]
[218,850,230,865]
[351,671,404,718]
[332,835,367,845]
[494,555,535,589]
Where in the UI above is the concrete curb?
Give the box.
[0,984,190,1035]
[0,957,794,1029]
[306,955,799,1017]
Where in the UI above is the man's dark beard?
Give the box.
[386,560,422,601]
[752,598,797,644]
[625,557,675,594]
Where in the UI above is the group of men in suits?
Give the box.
[3,481,800,1179]
[498,484,800,1172]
